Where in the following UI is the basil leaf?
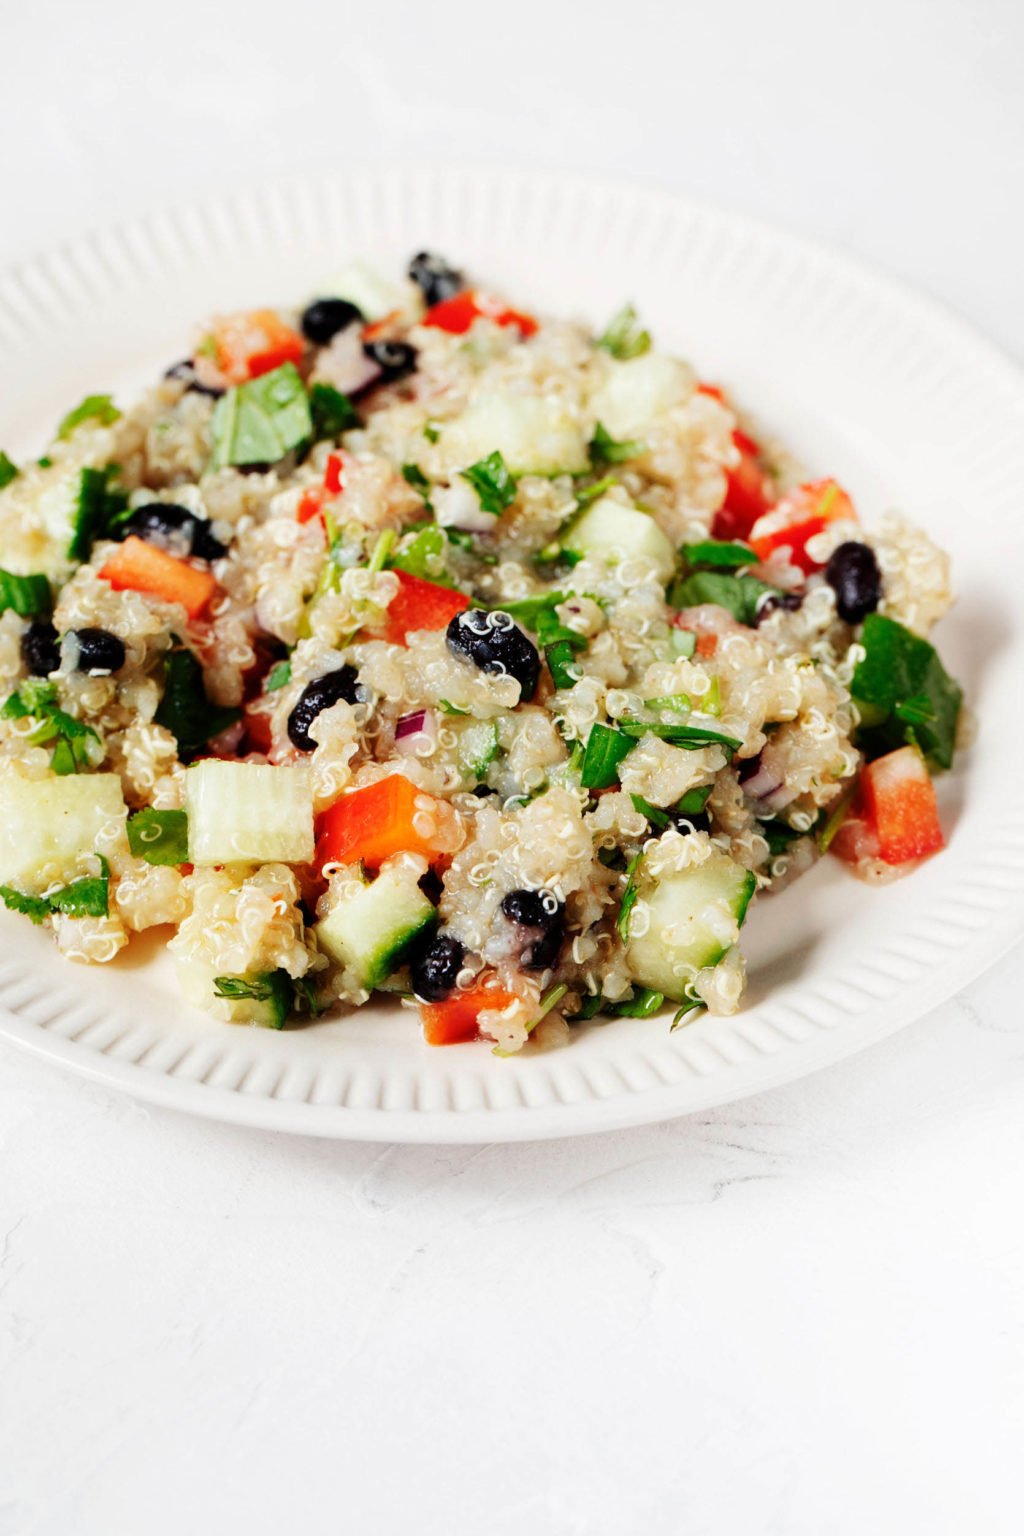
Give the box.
[155,647,240,755]
[670,570,781,627]
[618,720,741,751]
[459,450,516,515]
[0,452,18,490]
[682,539,757,569]
[0,886,52,923]
[69,466,128,562]
[210,363,312,469]
[596,303,651,361]
[617,854,644,940]
[851,613,962,770]
[127,808,189,866]
[309,383,360,441]
[580,722,635,789]
[57,394,120,441]
[0,569,50,617]
[612,987,665,1018]
[590,421,645,466]
[265,660,292,692]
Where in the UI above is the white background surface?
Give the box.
[2,2,1024,1532]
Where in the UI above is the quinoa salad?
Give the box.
[0,252,963,1052]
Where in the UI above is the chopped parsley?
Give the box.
[309,382,360,441]
[213,969,295,1028]
[57,394,121,441]
[596,303,652,361]
[127,808,189,866]
[401,463,434,511]
[0,451,18,489]
[1,858,110,924]
[1,680,100,775]
[265,660,292,692]
[154,647,240,755]
[459,450,516,515]
[590,421,645,466]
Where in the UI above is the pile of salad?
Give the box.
[0,251,962,1052]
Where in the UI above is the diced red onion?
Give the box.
[395,709,437,755]
[314,326,383,396]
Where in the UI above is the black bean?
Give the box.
[825,541,882,625]
[362,339,417,384]
[446,610,540,702]
[120,503,227,561]
[286,666,360,752]
[418,868,444,905]
[409,931,465,1002]
[501,888,565,970]
[163,359,224,399]
[21,620,60,677]
[669,809,711,835]
[68,627,126,675]
[300,298,364,346]
[755,590,802,624]
[408,252,465,308]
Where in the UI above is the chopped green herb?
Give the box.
[670,997,705,1029]
[528,983,569,1035]
[309,382,360,441]
[265,660,292,692]
[630,793,671,830]
[438,699,469,716]
[291,974,323,1017]
[127,808,189,866]
[391,525,454,585]
[682,539,757,569]
[597,303,652,361]
[670,569,781,627]
[818,791,855,854]
[213,969,294,1028]
[851,613,961,770]
[423,421,441,444]
[618,720,741,751]
[597,845,627,870]
[644,693,691,716]
[577,992,606,1020]
[612,987,665,1018]
[69,466,129,562]
[617,854,644,940]
[590,421,645,466]
[57,394,120,441]
[0,569,50,617]
[760,819,801,857]
[366,528,395,577]
[674,784,713,816]
[580,722,635,789]
[401,463,433,509]
[155,647,240,755]
[574,474,618,508]
[545,639,582,689]
[0,886,52,923]
[0,451,18,489]
[3,681,100,774]
[37,456,53,469]
[210,362,312,469]
[460,450,517,515]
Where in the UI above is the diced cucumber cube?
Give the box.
[589,353,690,438]
[444,392,588,475]
[175,959,292,1027]
[564,494,676,581]
[626,849,755,1000]
[184,761,314,866]
[0,772,126,890]
[317,864,435,990]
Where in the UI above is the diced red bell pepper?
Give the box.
[297,489,325,525]
[861,746,945,864]
[381,570,470,646]
[210,309,306,384]
[420,982,517,1046]
[316,775,458,872]
[324,453,345,495]
[423,289,538,338]
[748,478,855,573]
[713,430,776,542]
[829,808,881,867]
[296,455,345,525]
[99,536,217,620]
[241,704,273,755]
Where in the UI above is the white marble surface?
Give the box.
[3,2,1024,1531]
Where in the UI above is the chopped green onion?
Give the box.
[596,303,651,360]
[0,569,50,617]
[57,394,120,441]
[579,722,635,789]
[617,720,741,751]
[674,785,713,816]
[612,987,665,1018]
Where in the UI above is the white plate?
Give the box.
[1,166,1022,1142]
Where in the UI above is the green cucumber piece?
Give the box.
[564,495,675,581]
[317,864,435,989]
[184,761,314,865]
[625,849,755,1000]
[458,719,500,780]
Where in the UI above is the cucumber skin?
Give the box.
[625,855,756,1001]
[317,867,436,990]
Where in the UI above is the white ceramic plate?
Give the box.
[1,166,1022,1142]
